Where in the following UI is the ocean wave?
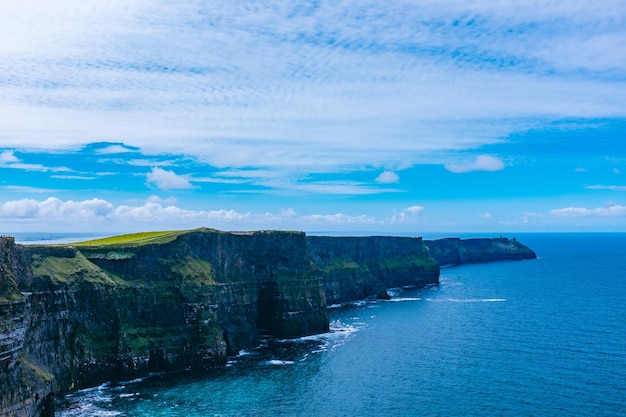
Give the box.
[426,298,507,303]
[266,359,295,366]
[386,297,422,302]
[57,383,124,417]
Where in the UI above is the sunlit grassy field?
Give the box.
[73,230,185,247]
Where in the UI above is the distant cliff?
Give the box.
[424,237,537,266]
[307,236,439,304]
[0,229,534,417]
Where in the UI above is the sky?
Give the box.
[1,0,626,237]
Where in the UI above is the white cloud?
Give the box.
[523,211,544,218]
[0,1,624,173]
[375,171,399,184]
[404,205,424,216]
[445,155,505,174]
[302,213,377,225]
[0,197,114,219]
[50,175,96,180]
[0,151,19,164]
[478,212,493,218]
[145,167,193,190]
[279,208,298,218]
[550,205,626,217]
[386,205,424,224]
[95,145,137,155]
[574,167,588,173]
[613,168,621,174]
[5,185,60,193]
[147,195,178,205]
[0,150,69,172]
[0,196,429,233]
[586,185,626,191]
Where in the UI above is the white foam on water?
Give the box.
[57,383,125,417]
[387,297,422,302]
[235,349,256,357]
[426,298,507,303]
[386,288,403,297]
[266,359,295,366]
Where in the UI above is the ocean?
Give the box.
[55,233,626,416]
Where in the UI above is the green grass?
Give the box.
[73,230,186,247]
[317,257,362,272]
[0,293,24,303]
[170,256,217,285]
[378,254,439,270]
[19,356,55,384]
[31,252,125,285]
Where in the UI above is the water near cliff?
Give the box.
[57,233,626,416]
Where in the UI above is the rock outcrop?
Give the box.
[0,229,535,417]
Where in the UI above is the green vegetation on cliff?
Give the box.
[73,229,188,247]
[30,252,125,286]
[0,237,23,302]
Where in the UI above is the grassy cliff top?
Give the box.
[73,228,305,249]
[73,229,197,248]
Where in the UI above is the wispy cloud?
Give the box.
[94,144,139,155]
[0,150,70,172]
[586,185,626,191]
[445,155,504,173]
[51,175,96,180]
[550,205,626,217]
[4,185,60,193]
[386,205,424,224]
[1,1,624,175]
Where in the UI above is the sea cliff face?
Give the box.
[424,237,537,266]
[0,229,534,417]
[307,236,439,304]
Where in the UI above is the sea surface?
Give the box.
[54,233,626,416]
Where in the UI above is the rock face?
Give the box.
[1,237,54,417]
[424,237,537,266]
[0,229,535,417]
[307,236,439,304]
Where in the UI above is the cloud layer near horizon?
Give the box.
[0,196,428,233]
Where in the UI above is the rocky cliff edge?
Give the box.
[0,229,534,417]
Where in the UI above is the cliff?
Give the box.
[424,237,537,266]
[1,237,54,417]
[0,228,437,416]
[307,236,439,304]
[0,229,533,417]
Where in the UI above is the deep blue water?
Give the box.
[57,233,626,416]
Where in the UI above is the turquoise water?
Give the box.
[58,233,626,416]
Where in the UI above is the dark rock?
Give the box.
[376,289,392,300]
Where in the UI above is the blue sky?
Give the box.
[1,1,626,235]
